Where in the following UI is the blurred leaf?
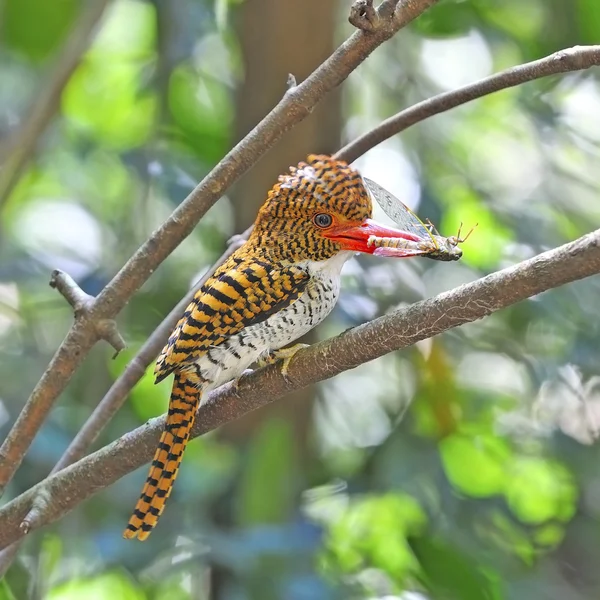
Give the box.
[214,0,245,32]
[411,0,477,37]
[62,60,157,149]
[440,433,511,497]
[40,534,63,584]
[2,0,78,61]
[321,494,426,585]
[238,419,296,525]
[533,522,566,549]
[504,457,578,525]
[61,0,157,149]
[90,0,156,60]
[0,578,18,600]
[412,343,461,438]
[412,536,503,600]
[440,185,513,269]
[168,63,233,161]
[486,511,535,564]
[474,0,545,43]
[109,347,171,422]
[49,570,145,600]
[577,0,600,44]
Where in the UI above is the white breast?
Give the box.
[195,252,352,396]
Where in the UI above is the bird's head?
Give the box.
[252,154,418,263]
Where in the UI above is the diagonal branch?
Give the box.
[0,0,438,496]
[1,227,599,549]
[0,0,111,208]
[336,44,600,163]
[0,230,251,577]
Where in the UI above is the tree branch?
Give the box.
[49,270,126,356]
[0,0,437,495]
[336,44,600,163]
[0,0,111,208]
[0,230,251,579]
[1,228,599,549]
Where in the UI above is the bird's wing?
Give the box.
[154,254,310,382]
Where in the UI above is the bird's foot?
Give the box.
[258,344,309,380]
[230,368,254,395]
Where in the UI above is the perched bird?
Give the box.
[124,154,423,540]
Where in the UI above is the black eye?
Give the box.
[313,213,333,228]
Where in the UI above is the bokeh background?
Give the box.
[1,0,600,598]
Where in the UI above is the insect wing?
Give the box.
[363,177,435,244]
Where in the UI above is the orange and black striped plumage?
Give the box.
[124,155,376,540]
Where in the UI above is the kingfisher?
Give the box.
[124,154,424,540]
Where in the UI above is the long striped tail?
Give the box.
[123,371,200,540]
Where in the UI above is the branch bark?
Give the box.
[336,44,600,163]
[0,0,438,495]
[1,227,599,550]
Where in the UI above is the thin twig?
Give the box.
[0,227,600,549]
[0,0,432,497]
[0,0,111,208]
[336,45,600,163]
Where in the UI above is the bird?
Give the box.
[123,154,424,540]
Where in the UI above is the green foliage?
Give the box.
[2,0,78,61]
[504,457,577,525]
[168,64,233,161]
[440,433,511,498]
[237,419,296,525]
[320,494,426,589]
[48,571,145,600]
[414,537,504,600]
[2,0,600,598]
[0,578,18,600]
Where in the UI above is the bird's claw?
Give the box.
[231,368,254,395]
[258,344,309,382]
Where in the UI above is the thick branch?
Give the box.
[336,44,600,163]
[1,228,599,549]
[0,0,111,208]
[0,0,437,494]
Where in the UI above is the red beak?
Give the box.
[323,218,422,257]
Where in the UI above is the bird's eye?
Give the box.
[313,213,333,228]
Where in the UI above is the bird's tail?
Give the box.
[123,371,200,540]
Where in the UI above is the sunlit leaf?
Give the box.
[505,457,578,525]
[320,494,426,584]
[62,60,157,149]
[48,570,145,600]
[440,186,513,269]
[90,0,156,59]
[440,433,511,497]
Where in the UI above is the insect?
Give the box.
[362,177,475,262]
